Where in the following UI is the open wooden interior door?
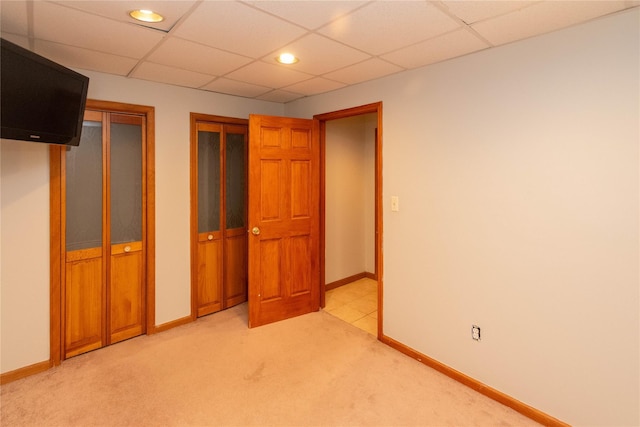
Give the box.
[248,114,320,328]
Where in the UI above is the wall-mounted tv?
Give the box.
[1,38,89,146]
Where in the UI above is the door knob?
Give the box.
[251,227,260,236]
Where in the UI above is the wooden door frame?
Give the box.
[50,99,156,366]
[314,102,383,339]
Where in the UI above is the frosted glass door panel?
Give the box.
[226,132,245,230]
[198,130,221,233]
[66,120,103,251]
[110,119,143,244]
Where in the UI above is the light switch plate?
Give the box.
[391,196,399,212]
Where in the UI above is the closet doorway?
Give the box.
[190,114,248,318]
[49,100,156,363]
[316,102,383,338]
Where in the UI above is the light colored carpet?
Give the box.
[1,304,539,426]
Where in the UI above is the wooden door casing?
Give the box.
[248,115,320,328]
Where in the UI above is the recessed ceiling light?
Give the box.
[129,9,164,23]
[275,53,299,65]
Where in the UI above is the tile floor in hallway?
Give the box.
[324,278,378,336]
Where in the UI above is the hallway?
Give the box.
[324,278,377,335]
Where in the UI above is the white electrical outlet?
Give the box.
[472,325,481,341]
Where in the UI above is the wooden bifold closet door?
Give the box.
[190,114,248,318]
[62,109,146,358]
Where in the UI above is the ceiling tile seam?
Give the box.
[25,1,34,49]
[162,0,205,36]
[209,89,271,102]
[199,79,273,98]
[313,56,406,85]
[45,0,170,34]
[462,1,544,27]
[307,74,352,87]
[255,30,317,63]
[29,36,142,63]
[171,35,255,62]
[33,1,174,78]
[214,58,266,81]
[223,1,333,64]
[212,63,317,91]
[311,1,376,32]
[468,4,639,50]
[369,25,483,62]
[124,1,206,79]
[373,56,409,71]
[237,0,315,32]
[431,1,494,47]
[141,58,219,79]
[436,0,543,26]
[47,0,111,21]
[240,0,373,32]
[256,88,304,101]
[227,58,318,83]
[305,31,377,62]
[299,81,351,100]
[278,75,343,93]
[129,22,169,34]
[197,74,285,96]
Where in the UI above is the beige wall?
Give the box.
[325,115,376,284]
[1,8,638,426]
[0,140,51,369]
[288,9,639,426]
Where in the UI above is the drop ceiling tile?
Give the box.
[245,0,367,30]
[34,39,138,76]
[266,34,371,75]
[49,0,198,32]
[131,62,215,89]
[472,1,636,46]
[440,1,536,24]
[283,77,347,96]
[381,29,489,69]
[256,89,304,103]
[147,37,252,76]
[172,1,306,59]
[33,2,165,59]
[201,78,272,98]
[318,1,460,55]
[225,61,313,89]
[323,58,404,85]
[1,1,29,36]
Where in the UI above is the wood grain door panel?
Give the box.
[110,241,144,344]
[65,248,103,358]
[224,228,247,308]
[248,115,319,328]
[197,232,223,316]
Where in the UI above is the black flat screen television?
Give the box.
[1,38,89,146]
